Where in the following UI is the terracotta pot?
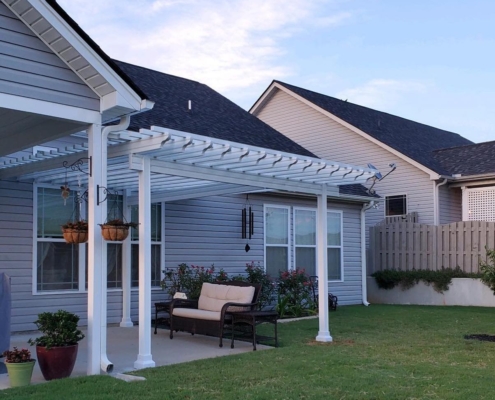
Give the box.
[62,229,88,244]
[100,225,129,241]
[36,344,78,381]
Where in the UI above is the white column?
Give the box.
[87,123,104,375]
[461,186,469,221]
[134,156,155,369]
[120,194,133,327]
[316,185,332,342]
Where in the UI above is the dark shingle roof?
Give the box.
[273,81,473,175]
[433,141,495,176]
[114,61,316,158]
[339,184,380,198]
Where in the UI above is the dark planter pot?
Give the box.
[36,344,78,381]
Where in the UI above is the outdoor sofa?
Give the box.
[169,281,261,347]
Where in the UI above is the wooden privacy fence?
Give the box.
[369,221,495,274]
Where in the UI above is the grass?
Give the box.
[3,305,495,399]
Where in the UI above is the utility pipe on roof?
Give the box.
[361,201,376,306]
[434,178,448,225]
[99,115,131,374]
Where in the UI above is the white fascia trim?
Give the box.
[251,82,441,180]
[26,0,151,113]
[0,92,100,124]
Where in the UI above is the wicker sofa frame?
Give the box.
[169,281,261,347]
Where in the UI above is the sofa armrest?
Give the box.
[170,299,199,315]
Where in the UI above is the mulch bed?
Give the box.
[464,334,495,342]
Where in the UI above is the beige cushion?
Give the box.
[198,283,255,312]
[172,308,221,321]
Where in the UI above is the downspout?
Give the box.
[361,201,376,306]
[99,115,131,374]
[434,178,448,225]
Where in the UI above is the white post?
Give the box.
[120,193,133,327]
[87,123,104,375]
[134,156,155,369]
[316,185,332,342]
[461,186,469,221]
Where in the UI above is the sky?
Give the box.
[57,0,495,143]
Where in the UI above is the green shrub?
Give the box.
[480,248,495,294]
[28,310,85,349]
[371,267,481,293]
[276,268,315,317]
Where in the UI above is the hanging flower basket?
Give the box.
[99,219,137,242]
[61,221,88,244]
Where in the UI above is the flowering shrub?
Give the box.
[2,347,34,363]
[244,261,275,310]
[276,268,315,317]
[161,263,223,300]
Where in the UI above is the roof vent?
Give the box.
[452,174,462,178]
[188,100,192,112]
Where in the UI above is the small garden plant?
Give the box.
[480,248,495,294]
[2,347,34,363]
[28,310,85,349]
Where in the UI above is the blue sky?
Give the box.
[58,0,495,143]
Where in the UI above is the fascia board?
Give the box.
[0,92,100,124]
[25,0,145,112]
[252,82,441,180]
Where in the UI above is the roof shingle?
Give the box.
[433,141,495,176]
[274,81,473,175]
[115,62,316,158]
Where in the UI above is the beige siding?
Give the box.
[439,185,462,224]
[256,89,436,231]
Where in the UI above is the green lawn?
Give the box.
[3,305,495,400]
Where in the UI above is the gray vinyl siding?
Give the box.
[2,186,364,332]
[256,89,436,234]
[165,193,364,305]
[439,185,462,224]
[0,3,99,111]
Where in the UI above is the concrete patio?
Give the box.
[0,325,270,390]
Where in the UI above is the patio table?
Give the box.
[154,301,172,334]
[229,310,278,351]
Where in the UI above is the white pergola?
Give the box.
[0,123,377,374]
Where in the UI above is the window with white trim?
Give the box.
[264,205,290,278]
[294,208,316,277]
[36,187,80,292]
[327,211,343,281]
[130,203,162,287]
[385,194,407,217]
[265,205,344,282]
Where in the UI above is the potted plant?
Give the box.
[28,310,85,381]
[2,347,36,387]
[61,220,88,244]
[99,219,137,241]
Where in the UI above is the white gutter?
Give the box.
[433,178,448,225]
[99,115,131,374]
[361,201,376,306]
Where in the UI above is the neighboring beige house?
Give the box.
[250,81,495,231]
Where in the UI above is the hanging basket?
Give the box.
[62,228,88,244]
[99,224,130,241]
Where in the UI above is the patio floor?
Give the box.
[0,325,270,390]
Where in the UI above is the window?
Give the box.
[294,208,316,277]
[385,194,407,216]
[265,205,344,282]
[35,187,164,293]
[130,203,162,287]
[36,187,80,292]
[327,211,343,281]
[264,206,290,278]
